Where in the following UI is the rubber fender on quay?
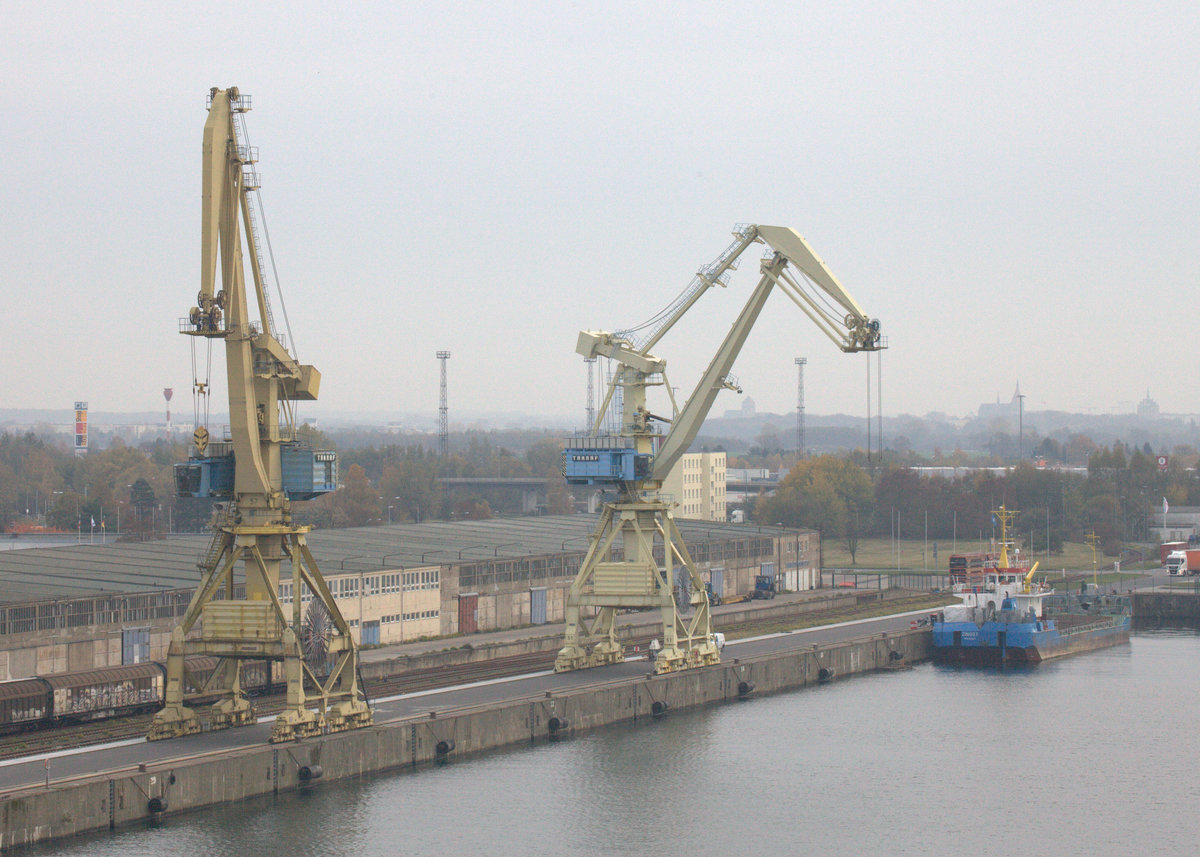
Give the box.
[548,717,569,734]
[817,667,834,683]
[737,680,756,697]
[147,797,168,813]
[435,739,455,755]
[651,700,669,718]
[298,765,323,781]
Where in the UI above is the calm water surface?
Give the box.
[32,632,1200,857]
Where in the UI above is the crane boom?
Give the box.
[650,255,778,480]
[628,224,761,355]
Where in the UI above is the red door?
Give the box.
[458,593,479,634]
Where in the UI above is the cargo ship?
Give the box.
[932,506,1131,666]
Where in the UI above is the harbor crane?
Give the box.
[557,224,885,673]
[149,88,372,742]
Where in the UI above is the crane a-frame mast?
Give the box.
[149,87,371,743]
[557,224,885,673]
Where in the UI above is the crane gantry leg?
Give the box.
[148,513,372,743]
[555,501,720,674]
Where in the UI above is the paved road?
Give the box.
[0,611,926,792]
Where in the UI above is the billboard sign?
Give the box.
[74,401,88,456]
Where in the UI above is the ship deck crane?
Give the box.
[556,224,885,673]
[149,88,371,742]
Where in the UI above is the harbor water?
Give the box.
[31,631,1200,857]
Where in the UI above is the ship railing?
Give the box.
[822,571,948,591]
[1054,617,1118,636]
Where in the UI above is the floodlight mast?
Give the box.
[557,224,884,674]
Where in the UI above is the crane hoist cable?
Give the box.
[190,336,211,433]
[230,108,304,427]
[231,109,299,363]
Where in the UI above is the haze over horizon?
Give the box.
[3,3,1196,426]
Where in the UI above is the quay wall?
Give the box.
[1132,591,1200,626]
[0,627,931,851]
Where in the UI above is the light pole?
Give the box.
[1017,391,1026,460]
[1086,530,1099,588]
[775,522,784,590]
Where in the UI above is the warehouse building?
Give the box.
[0,515,816,679]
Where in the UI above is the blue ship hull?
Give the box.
[932,612,1131,666]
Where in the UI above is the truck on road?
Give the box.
[1165,549,1200,575]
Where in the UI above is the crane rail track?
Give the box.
[0,594,947,762]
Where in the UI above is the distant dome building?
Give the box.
[1137,390,1160,420]
[723,395,757,419]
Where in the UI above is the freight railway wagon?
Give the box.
[0,657,278,735]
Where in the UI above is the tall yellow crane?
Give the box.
[557,224,885,673]
[149,88,371,742]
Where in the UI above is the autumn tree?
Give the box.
[545,472,574,515]
[330,463,382,527]
[754,455,873,562]
[378,448,441,523]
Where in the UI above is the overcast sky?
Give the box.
[3,2,1197,429]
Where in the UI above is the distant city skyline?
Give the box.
[0,384,1190,436]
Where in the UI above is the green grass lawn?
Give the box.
[821,536,1155,575]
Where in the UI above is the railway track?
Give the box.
[0,594,948,762]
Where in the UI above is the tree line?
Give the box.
[752,444,1197,562]
[3,424,1190,556]
[0,428,572,536]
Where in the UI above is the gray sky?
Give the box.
[3,1,1197,429]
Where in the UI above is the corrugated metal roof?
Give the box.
[0,515,790,605]
[44,663,162,689]
[0,678,48,702]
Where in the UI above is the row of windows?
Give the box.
[380,610,439,624]
[379,574,402,594]
[403,569,439,591]
[277,569,440,604]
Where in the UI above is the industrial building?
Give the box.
[659,451,727,521]
[0,515,816,679]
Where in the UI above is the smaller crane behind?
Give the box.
[557,224,885,673]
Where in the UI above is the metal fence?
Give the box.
[823,570,949,591]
